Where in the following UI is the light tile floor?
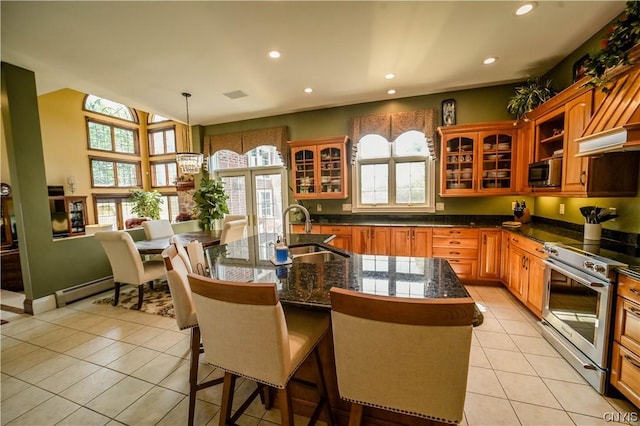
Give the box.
[1,285,639,426]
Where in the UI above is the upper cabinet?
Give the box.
[438,122,515,197]
[288,136,349,199]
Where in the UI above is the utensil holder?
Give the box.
[584,223,602,241]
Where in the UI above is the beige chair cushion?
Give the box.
[331,311,472,424]
[219,219,247,244]
[142,219,174,240]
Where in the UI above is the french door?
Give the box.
[217,166,287,248]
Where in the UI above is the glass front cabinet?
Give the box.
[438,122,515,196]
[288,136,349,199]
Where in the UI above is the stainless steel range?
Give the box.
[539,242,627,394]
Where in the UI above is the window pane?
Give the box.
[92,160,115,186]
[360,164,388,204]
[117,163,138,187]
[153,164,168,186]
[96,201,118,228]
[358,134,390,159]
[85,95,135,121]
[158,195,178,221]
[395,130,427,157]
[114,127,135,153]
[247,146,283,167]
[396,161,425,204]
[88,122,112,151]
[150,114,169,123]
[165,129,176,153]
[151,132,164,155]
[122,200,136,222]
[167,163,177,186]
[212,150,249,170]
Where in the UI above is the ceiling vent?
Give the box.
[223,90,248,99]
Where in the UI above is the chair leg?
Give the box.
[348,403,364,426]
[137,285,144,310]
[219,372,237,426]
[188,326,201,426]
[149,280,154,290]
[113,282,121,306]
[278,386,295,426]
[312,346,334,426]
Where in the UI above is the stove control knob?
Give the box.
[545,247,558,255]
[594,265,606,273]
[584,261,594,270]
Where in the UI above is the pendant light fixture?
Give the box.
[175,92,203,175]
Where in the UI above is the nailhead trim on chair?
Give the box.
[340,396,461,425]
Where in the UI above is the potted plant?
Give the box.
[193,173,229,231]
[129,189,163,220]
[583,1,640,92]
[507,77,557,120]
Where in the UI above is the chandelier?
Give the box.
[175,92,203,175]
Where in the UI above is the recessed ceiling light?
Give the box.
[304,87,313,94]
[385,73,395,80]
[387,89,396,95]
[268,50,281,59]
[515,2,536,16]
[483,57,498,65]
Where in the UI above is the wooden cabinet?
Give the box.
[515,121,534,193]
[505,233,546,318]
[1,196,16,248]
[352,226,390,255]
[288,136,349,199]
[611,273,640,408]
[439,122,515,196]
[49,195,87,237]
[432,227,479,281]
[500,230,510,283]
[390,227,432,257]
[320,225,352,251]
[478,229,501,280]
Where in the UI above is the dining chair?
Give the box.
[188,274,334,426]
[94,230,166,309]
[142,219,174,240]
[161,244,222,426]
[329,287,476,425]
[219,218,247,244]
[223,214,246,224]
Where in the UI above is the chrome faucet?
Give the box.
[282,204,311,244]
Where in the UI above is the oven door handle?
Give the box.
[543,259,609,291]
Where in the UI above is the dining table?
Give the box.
[134,229,222,255]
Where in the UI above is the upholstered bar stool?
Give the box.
[330,287,476,425]
[188,274,334,426]
[95,230,165,309]
[162,244,222,426]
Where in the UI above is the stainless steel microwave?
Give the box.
[528,158,562,188]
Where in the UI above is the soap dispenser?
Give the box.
[275,236,289,264]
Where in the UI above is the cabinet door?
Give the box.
[479,230,501,280]
[66,197,87,236]
[508,246,527,301]
[351,226,370,254]
[412,227,432,257]
[317,144,347,198]
[441,133,476,195]
[390,227,412,257]
[291,146,317,198]
[370,227,390,255]
[500,231,510,284]
[478,130,515,193]
[328,235,351,251]
[526,255,546,318]
[515,122,534,193]
[562,91,593,193]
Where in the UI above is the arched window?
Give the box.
[355,130,434,212]
[84,95,137,122]
[211,145,283,171]
[148,114,169,124]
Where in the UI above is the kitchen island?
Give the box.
[204,234,482,426]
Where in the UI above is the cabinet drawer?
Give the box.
[432,237,478,249]
[444,259,478,280]
[320,225,352,235]
[432,247,478,259]
[618,274,640,304]
[615,296,640,356]
[432,228,478,239]
[291,224,321,234]
[510,234,545,256]
[610,342,640,409]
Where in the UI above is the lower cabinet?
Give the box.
[390,227,432,257]
[352,226,391,255]
[505,233,546,318]
[319,225,352,251]
[479,229,501,280]
[432,228,479,281]
[610,274,640,408]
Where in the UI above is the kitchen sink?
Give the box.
[289,244,324,256]
[291,250,349,264]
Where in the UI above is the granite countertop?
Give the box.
[204,233,483,326]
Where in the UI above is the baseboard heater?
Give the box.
[55,276,114,307]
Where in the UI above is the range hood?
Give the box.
[576,66,640,156]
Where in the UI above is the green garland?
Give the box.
[584,1,640,92]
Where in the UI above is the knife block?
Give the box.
[515,208,531,224]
